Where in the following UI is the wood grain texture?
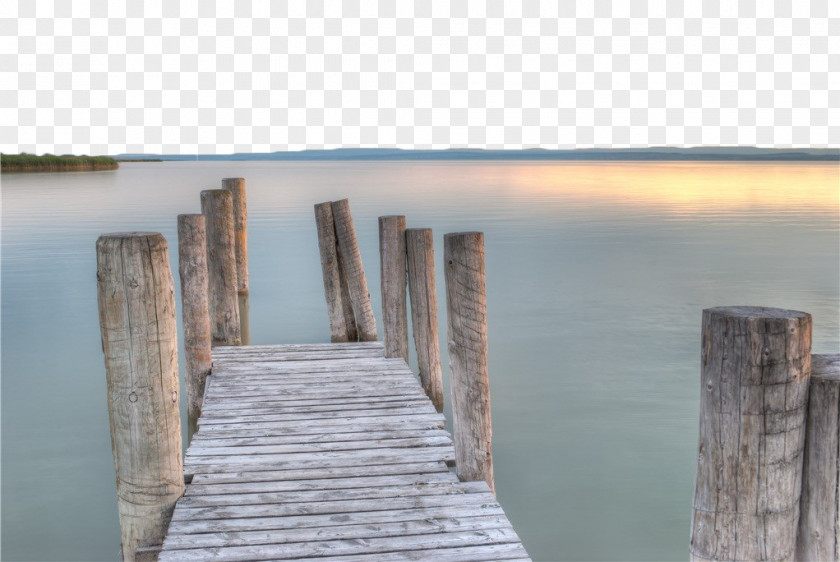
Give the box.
[177,215,212,442]
[200,189,241,346]
[379,215,409,361]
[444,232,494,494]
[690,306,812,562]
[96,232,184,561]
[314,202,357,342]
[797,353,840,561]
[222,178,249,345]
[406,228,444,412]
[331,199,377,341]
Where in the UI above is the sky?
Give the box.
[1,0,838,154]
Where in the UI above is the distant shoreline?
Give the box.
[114,147,840,162]
[1,154,119,173]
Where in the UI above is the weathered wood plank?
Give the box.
[211,342,384,354]
[200,189,240,346]
[379,215,409,361]
[201,391,429,409]
[185,446,455,468]
[192,407,445,426]
[165,494,502,534]
[189,460,450,485]
[186,436,453,457]
[188,429,451,448]
[198,400,439,420]
[275,542,530,562]
[159,526,520,561]
[163,514,511,550]
[191,419,447,439]
[221,178,249,345]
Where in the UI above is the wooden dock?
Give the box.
[158,342,529,561]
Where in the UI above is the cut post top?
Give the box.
[702,305,810,320]
[200,188,232,200]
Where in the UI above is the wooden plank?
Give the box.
[163,514,511,550]
[185,450,455,475]
[192,408,446,426]
[158,526,520,561]
[165,496,503,534]
[212,350,386,363]
[189,429,452,447]
[276,542,530,562]
[192,420,446,440]
[185,446,456,468]
[201,392,429,410]
[198,400,438,419]
[185,472,459,496]
[379,215,409,362]
[170,483,492,521]
[212,342,384,354]
[190,461,450,485]
[188,434,452,454]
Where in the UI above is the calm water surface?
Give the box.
[2,161,838,561]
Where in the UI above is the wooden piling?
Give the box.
[444,232,494,494]
[200,189,241,346]
[177,215,212,442]
[406,228,444,412]
[96,232,184,561]
[690,306,811,562]
[222,178,249,345]
[331,199,377,341]
[379,215,409,361]
[797,353,840,561]
[315,202,358,342]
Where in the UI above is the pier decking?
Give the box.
[158,342,529,561]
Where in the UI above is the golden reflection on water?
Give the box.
[505,162,839,214]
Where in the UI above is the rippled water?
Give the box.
[2,160,838,561]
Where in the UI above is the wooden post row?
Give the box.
[379,215,409,361]
[201,189,241,346]
[314,202,358,342]
[222,178,249,345]
[690,306,811,561]
[314,199,377,342]
[96,232,184,562]
[444,232,494,494]
[177,215,212,443]
[798,353,840,561]
[406,228,444,413]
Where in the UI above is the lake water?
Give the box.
[1,160,838,561]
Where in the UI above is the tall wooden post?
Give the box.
[797,354,840,561]
[200,189,241,346]
[379,215,409,361]
[96,232,184,561]
[177,215,212,442]
[331,199,377,341]
[406,228,444,412]
[690,306,811,562]
[444,232,494,494]
[314,202,358,342]
[222,178,249,345]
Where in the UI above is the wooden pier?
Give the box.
[158,342,528,561]
[97,184,529,561]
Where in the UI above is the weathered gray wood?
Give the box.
[177,214,212,442]
[165,499,500,535]
[190,429,451,447]
[406,228,444,412]
[444,232,494,494]
[331,199,377,341]
[96,232,184,561]
[200,189,241,346]
[690,306,812,562]
[211,342,383,355]
[222,178,249,345]
[163,514,510,550]
[275,542,529,562]
[379,215,409,361]
[185,436,453,458]
[190,461,450,485]
[315,201,358,342]
[798,354,840,561]
[158,525,519,561]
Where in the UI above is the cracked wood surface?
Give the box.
[200,189,241,346]
[159,342,528,560]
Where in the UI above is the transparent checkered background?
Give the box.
[1,0,837,155]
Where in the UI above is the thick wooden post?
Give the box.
[200,189,241,346]
[379,215,409,361]
[222,178,249,345]
[691,306,811,562]
[314,202,358,342]
[406,228,444,412]
[96,232,184,561]
[444,232,494,494]
[797,354,840,561]
[177,215,212,442]
[331,199,377,341]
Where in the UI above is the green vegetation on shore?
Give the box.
[1,153,119,173]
